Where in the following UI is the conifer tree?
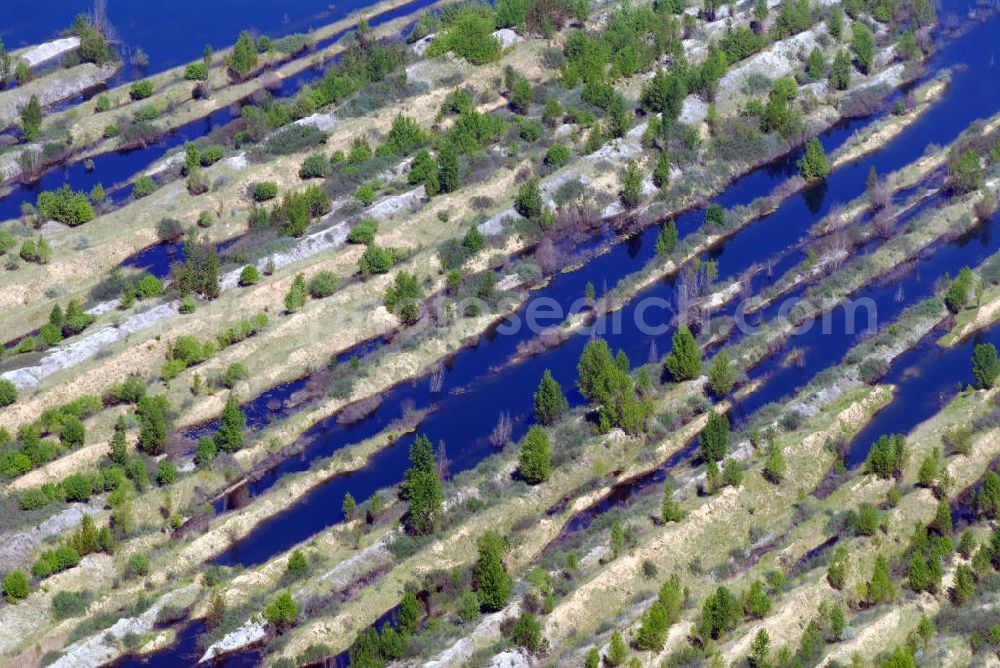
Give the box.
[401,435,443,534]
[215,392,246,453]
[473,531,512,611]
[533,369,568,425]
[519,425,552,484]
[664,324,701,381]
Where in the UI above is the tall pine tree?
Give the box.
[533,369,568,425]
[401,435,443,535]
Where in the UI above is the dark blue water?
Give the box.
[0,0,436,224]
[112,620,260,668]
[1,0,372,81]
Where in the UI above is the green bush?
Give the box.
[184,62,208,80]
[62,473,94,502]
[239,265,261,286]
[359,245,395,275]
[308,271,340,298]
[126,553,151,578]
[136,274,163,298]
[299,153,330,179]
[156,460,177,486]
[3,570,29,602]
[253,182,279,201]
[52,590,90,620]
[222,363,249,388]
[18,488,51,511]
[132,176,158,198]
[199,145,225,166]
[427,7,502,65]
[36,186,95,226]
[347,218,379,244]
[544,143,571,166]
[0,379,17,406]
[129,80,155,100]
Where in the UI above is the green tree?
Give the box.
[620,159,643,208]
[827,546,849,589]
[908,552,929,591]
[636,601,669,651]
[932,498,953,535]
[512,611,546,652]
[664,324,701,381]
[699,586,740,640]
[20,95,42,141]
[606,630,627,666]
[576,339,648,434]
[401,435,443,534]
[473,531,512,611]
[285,550,308,579]
[949,149,983,195]
[699,411,730,462]
[707,349,736,397]
[263,591,298,631]
[653,150,671,189]
[136,395,169,455]
[342,492,357,520]
[749,628,770,667]
[655,220,678,256]
[534,369,568,425]
[215,393,246,453]
[866,554,896,604]
[519,425,553,484]
[515,178,543,219]
[830,49,852,90]
[806,47,825,79]
[228,31,258,80]
[851,22,875,74]
[437,143,460,193]
[951,564,975,605]
[763,443,786,483]
[662,485,683,522]
[398,590,421,635]
[827,6,843,39]
[798,138,830,180]
[972,342,1000,389]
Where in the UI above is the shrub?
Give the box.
[222,363,249,388]
[62,473,94,502]
[126,554,151,578]
[132,176,158,198]
[347,218,378,244]
[239,265,261,286]
[355,183,376,207]
[156,460,177,486]
[307,271,340,298]
[253,182,278,201]
[544,143,571,166]
[426,7,502,65]
[136,274,163,299]
[0,379,17,407]
[184,62,208,80]
[3,570,29,602]
[299,153,329,179]
[129,80,154,100]
[359,245,395,275]
[52,590,90,619]
[200,146,224,166]
[264,591,298,630]
[36,186,95,226]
